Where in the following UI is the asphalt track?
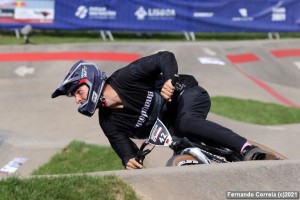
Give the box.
[0,39,300,199]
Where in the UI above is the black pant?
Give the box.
[171,85,247,153]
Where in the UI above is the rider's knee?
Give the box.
[174,112,203,133]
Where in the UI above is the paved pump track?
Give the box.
[0,40,299,199]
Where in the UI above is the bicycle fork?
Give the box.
[181,148,212,164]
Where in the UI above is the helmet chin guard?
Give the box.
[52,60,107,117]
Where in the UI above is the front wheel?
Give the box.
[166,155,200,166]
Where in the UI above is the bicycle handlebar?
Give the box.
[135,74,179,164]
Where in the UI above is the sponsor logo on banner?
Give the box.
[272,7,286,21]
[0,8,14,18]
[75,6,88,19]
[0,0,54,23]
[135,6,147,20]
[193,12,214,18]
[75,5,116,19]
[232,8,253,21]
[135,6,176,20]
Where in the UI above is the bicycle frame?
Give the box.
[135,117,226,164]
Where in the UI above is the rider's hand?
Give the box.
[125,158,143,170]
[161,79,175,102]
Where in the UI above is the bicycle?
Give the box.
[135,77,287,167]
[135,116,287,167]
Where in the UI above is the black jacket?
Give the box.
[99,51,191,165]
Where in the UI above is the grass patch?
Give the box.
[0,175,140,200]
[31,140,124,175]
[1,30,300,45]
[0,141,140,200]
[211,96,300,125]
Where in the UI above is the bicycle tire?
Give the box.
[166,155,200,166]
[249,140,287,160]
[166,141,287,167]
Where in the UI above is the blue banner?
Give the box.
[0,0,299,32]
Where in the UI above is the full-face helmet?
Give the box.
[51,60,107,117]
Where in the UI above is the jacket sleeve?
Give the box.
[128,51,179,83]
[100,120,139,166]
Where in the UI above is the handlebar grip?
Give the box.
[171,74,179,86]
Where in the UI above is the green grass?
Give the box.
[0,175,140,200]
[1,30,300,45]
[31,140,124,175]
[211,96,300,125]
[0,141,139,200]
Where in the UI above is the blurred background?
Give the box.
[0,0,300,43]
